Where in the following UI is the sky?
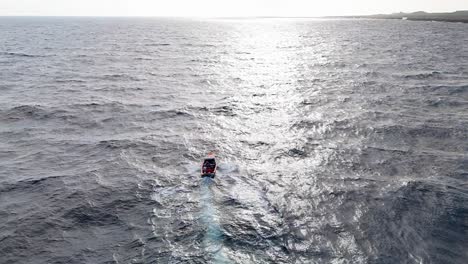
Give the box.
[0,0,467,17]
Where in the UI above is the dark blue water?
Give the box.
[0,17,467,264]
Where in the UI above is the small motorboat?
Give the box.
[201,153,217,178]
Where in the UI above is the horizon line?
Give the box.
[0,10,466,19]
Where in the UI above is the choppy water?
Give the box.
[0,17,467,264]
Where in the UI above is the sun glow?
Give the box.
[0,0,467,17]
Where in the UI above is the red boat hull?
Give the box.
[201,156,217,178]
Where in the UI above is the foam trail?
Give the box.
[200,177,230,263]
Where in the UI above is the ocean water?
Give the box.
[0,17,467,264]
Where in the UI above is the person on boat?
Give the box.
[203,159,215,173]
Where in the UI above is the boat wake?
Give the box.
[200,177,230,263]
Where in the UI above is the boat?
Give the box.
[201,153,217,178]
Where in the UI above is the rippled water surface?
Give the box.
[0,17,467,264]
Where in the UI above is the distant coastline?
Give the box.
[0,11,467,23]
[328,10,468,23]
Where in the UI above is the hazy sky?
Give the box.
[1,0,467,17]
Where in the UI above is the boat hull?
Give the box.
[201,155,217,178]
[201,172,216,178]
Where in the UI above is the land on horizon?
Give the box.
[0,10,467,23]
[330,10,468,23]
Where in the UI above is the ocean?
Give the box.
[0,17,467,264]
